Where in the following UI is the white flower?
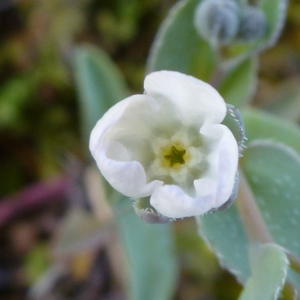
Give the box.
[89,71,238,219]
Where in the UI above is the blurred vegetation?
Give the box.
[0,0,299,299]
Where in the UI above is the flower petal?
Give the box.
[195,123,238,208]
[214,125,239,205]
[89,96,135,157]
[150,184,215,218]
[96,140,163,198]
[100,94,184,164]
[90,95,164,198]
[144,71,227,127]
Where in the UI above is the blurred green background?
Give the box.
[0,0,300,299]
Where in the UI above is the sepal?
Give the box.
[133,197,172,224]
[222,104,246,154]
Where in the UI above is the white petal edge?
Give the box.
[144,71,227,127]
[198,123,238,207]
[95,140,163,198]
[214,125,239,206]
[90,96,135,157]
[89,95,164,198]
[150,184,215,218]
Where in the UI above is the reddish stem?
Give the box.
[0,175,69,227]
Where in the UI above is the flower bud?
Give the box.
[194,0,240,46]
[237,6,267,42]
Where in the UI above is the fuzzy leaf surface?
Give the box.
[115,198,178,300]
[73,45,129,146]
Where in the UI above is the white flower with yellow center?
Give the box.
[90,71,239,219]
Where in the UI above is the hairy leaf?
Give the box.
[73,45,129,146]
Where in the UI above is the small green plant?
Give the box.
[74,0,300,298]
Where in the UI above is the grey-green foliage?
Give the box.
[199,106,300,294]
[239,244,288,300]
[147,0,217,81]
[241,141,300,265]
[266,85,300,123]
[73,45,129,147]
[242,140,300,291]
[219,58,258,108]
[242,108,300,153]
[115,198,178,300]
[198,204,251,283]
[199,139,300,293]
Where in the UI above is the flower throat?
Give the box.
[164,145,186,167]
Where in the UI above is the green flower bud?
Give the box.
[194,0,240,46]
[238,6,267,42]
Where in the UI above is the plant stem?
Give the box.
[236,169,273,244]
[285,251,300,275]
[0,176,68,227]
[210,64,225,90]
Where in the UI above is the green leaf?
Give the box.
[242,108,300,154]
[0,75,38,130]
[198,140,300,286]
[240,140,300,290]
[237,0,248,5]
[239,244,288,300]
[114,198,178,300]
[147,0,217,81]
[224,0,288,66]
[266,85,300,123]
[219,58,258,108]
[241,141,300,263]
[198,204,250,283]
[73,45,129,146]
[261,0,287,47]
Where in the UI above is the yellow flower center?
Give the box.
[163,145,186,167]
[151,132,203,183]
